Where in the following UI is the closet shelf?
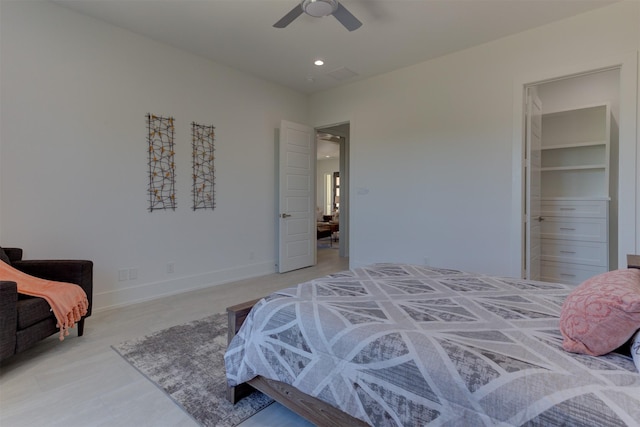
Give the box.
[541,165,606,172]
[541,141,606,150]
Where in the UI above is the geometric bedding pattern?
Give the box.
[225,264,640,426]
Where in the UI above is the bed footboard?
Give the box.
[225,298,369,427]
[226,298,260,404]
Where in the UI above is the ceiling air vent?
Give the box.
[327,66,358,81]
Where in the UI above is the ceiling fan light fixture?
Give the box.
[274,0,361,31]
[302,0,338,17]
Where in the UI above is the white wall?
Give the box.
[2,2,638,313]
[0,1,309,310]
[310,1,639,276]
[536,69,620,118]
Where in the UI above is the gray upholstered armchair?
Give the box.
[0,247,93,363]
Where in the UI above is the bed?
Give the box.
[225,260,640,426]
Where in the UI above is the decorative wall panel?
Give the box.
[147,113,176,211]
[191,122,215,211]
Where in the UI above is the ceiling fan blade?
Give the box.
[332,3,362,31]
[273,4,304,28]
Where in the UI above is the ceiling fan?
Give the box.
[274,0,362,32]
[318,133,342,142]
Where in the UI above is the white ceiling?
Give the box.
[52,0,617,94]
[50,0,616,161]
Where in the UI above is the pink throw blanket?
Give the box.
[0,261,88,340]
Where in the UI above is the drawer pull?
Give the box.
[560,251,576,254]
[559,227,576,231]
[560,208,576,211]
[560,273,576,278]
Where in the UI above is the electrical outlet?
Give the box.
[128,268,138,280]
[118,269,128,281]
[167,262,175,274]
[423,257,430,266]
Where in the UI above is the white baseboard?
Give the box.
[93,261,276,312]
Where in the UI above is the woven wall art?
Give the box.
[147,113,176,211]
[191,122,216,210]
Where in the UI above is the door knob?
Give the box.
[536,216,544,222]
[280,213,292,218]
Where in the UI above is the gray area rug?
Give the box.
[112,313,273,426]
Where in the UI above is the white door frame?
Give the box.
[316,122,350,259]
[510,52,638,277]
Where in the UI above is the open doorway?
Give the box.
[523,69,620,284]
[316,123,349,261]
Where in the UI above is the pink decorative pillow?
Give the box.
[560,269,640,356]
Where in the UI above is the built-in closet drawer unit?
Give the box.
[540,260,607,286]
[537,103,614,285]
[540,217,607,242]
[540,199,607,219]
[539,199,608,285]
[540,239,607,266]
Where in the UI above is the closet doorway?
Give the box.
[523,69,620,284]
[316,123,349,260]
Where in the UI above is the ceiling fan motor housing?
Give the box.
[302,0,338,17]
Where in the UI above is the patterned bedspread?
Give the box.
[225,264,640,426]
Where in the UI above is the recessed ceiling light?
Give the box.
[314,59,324,66]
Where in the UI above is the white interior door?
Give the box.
[278,120,315,273]
[525,87,543,280]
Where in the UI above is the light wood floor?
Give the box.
[0,247,347,427]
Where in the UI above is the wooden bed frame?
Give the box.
[226,298,368,426]
[226,254,640,426]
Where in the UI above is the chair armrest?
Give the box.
[12,260,93,316]
[2,248,23,263]
[0,281,18,361]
